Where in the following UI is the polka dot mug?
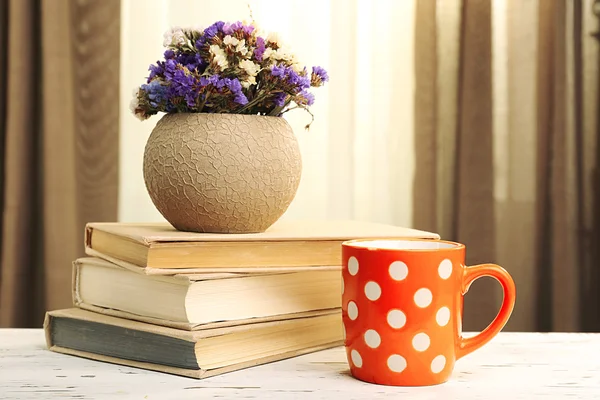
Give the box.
[341,239,516,386]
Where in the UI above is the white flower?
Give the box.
[210,44,225,57]
[291,62,304,74]
[183,25,203,36]
[129,95,139,115]
[289,53,305,73]
[223,35,239,46]
[210,44,229,69]
[239,59,259,76]
[272,45,294,62]
[129,87,148,121]
[214,54,228,69]
[262,47,274,60]
[235,39,248,56]
[163,26,187,47]
[129,87,140,112]
[266,31,282,45]
[242,76,256,88]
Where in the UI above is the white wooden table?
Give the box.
[1,330,599,399]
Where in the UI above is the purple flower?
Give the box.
[312,66,328,81]
[222,21,241,35]
[186,93,199,108]
[271,65,286,78]
[148,61,164,81]
[205,21,225,38]
[223,77,247,104]
[223,21,254,36]
[141,80,168,108]
[147,58,178,82]
[311,66,329,86]
[287,69,310,90]
[167,68,198,108]
[146,56,172,83]
[233,92,248,105]
[215,78,228,89]
[299,90,315,106]
[164,49,175,59]
[196,21,225,48]
[254,37,266,61]
[222,23,234,35]
[270,65,310,91]
[175,52,204,72]
[200,75,220,86]
[198,76,247,105]
[273,92,287,107]
[170,70,194,93]
[148,50,204,83]
[225,78,242,93]
[160,59,178,81]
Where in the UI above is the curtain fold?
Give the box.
[0,0,40,328]
[0,0,120,328]
[413,0,437,233]
[414,0,499,331]
[501,0,538,332]
[453,0,500,331]
[589,0,600,332]
[413,0,599,332]
[534,0,581,332]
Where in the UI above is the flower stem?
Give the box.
[199,92,211,112]
[303,107,315,130]
[236,92,270,113]
[280,105,301,115]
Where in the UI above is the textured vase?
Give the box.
[143,113,302,233]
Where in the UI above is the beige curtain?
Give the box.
[414,0,599,332]
[0,0,120,328]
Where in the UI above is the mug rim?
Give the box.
[341,238,465,252]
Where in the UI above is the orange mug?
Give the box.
[341,239,516,386]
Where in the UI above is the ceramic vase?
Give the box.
[143,113,302,233]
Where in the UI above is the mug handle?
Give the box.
[457,263,516,359]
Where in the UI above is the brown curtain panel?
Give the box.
[0,0,120,328]
[413,0,599,332]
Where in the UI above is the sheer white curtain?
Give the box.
[118,0,417,227]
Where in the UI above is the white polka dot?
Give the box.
[414,288,433,308]
[348,256,359,276]
[389,261,408,281]
[341,277,345,295]
[364,281,381,301]
[412,333,430,351]
[364,329,381,348]
[351,349,363,368]
[436,307,451,326]
[431,355,446,373]
[347,301,358,320]
[387,309,406,329]
[438,259,453,279]
[387,354,407,373]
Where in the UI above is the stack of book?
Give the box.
[44,219,438,379]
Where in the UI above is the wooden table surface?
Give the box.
[1,330,599,399]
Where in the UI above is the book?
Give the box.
[44,308,343,379]
[73,257,342,330]
[85,219,439,274]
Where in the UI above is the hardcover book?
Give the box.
[85,219,439,274]
[45,308,343,379]
[73,257,341,330]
